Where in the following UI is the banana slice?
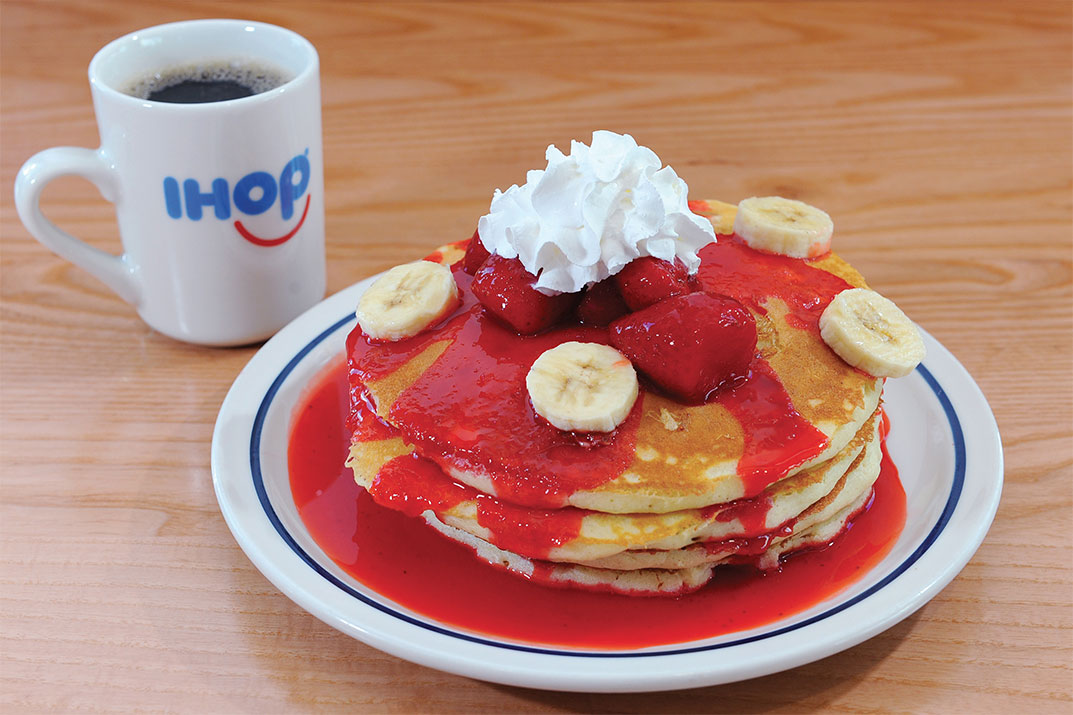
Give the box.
[819,288,926,378]
[526,342,639,433]
[355,260,459,341]
[734,196,834,258]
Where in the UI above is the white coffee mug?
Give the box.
[14,19,325,346]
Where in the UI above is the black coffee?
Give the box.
[124,60,291,104]
[148,79,255,103]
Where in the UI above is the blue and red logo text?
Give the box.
[163,150,311,246]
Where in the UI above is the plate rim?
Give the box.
[211,277,1003,692]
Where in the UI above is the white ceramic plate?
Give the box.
[211,276,1003,693]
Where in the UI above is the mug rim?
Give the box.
[88,18,318,111]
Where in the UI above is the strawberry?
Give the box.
[472,255,578,334]
[576,279,630,326]
[609,292,757,403]
[461,230,491,274]
[613,256,694,311]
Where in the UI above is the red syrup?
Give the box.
[717,359,829,496]
[713,493,777,533]
[289,365,906,650]
[347,251,836,508]
[348,268,643,508]
[351,391,784,560]
[369,453,470,518]
[365,451,586,559]
[696,234,852,332]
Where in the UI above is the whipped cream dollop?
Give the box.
[477,131,716,295]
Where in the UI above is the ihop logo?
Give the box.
[163,150,312,247]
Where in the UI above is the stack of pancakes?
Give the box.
[345,202,885,596]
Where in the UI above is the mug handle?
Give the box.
[14,147,141,306]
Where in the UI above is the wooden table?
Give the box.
[3,1,1070,711]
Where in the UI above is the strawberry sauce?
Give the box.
[475,496,588,558]
[346,237,846,508]
[696,234,852,332]
[385,308,642,507]
[719,359,830,495]
[364,450,587,559]
[369,453,469,518]
[713,493,777,534]
[289,365,906,649]
[348,267,644,508]
[351,393,803,558]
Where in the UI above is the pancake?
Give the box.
[423,513,716,596]
[575,428,881,571]
[421,474,876,597]
[348,203,883,515]
[347,397,881,564]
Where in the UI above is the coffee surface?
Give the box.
[148,80,254,104]
[124,60,291,103]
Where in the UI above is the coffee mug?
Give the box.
[14,19,325,346]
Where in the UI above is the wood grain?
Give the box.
[2,0,1070,711]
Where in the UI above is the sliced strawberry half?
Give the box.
[609,292,757,403]
[576,279,630,326]
[613,256,695,311]
[472,255,578,335]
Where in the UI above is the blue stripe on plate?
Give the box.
[250,315,965,658]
